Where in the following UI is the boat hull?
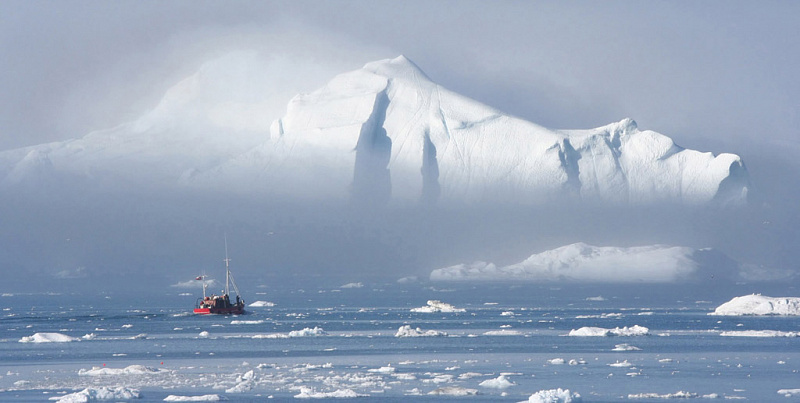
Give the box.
[193,304,244,315]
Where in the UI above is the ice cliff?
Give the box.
[0,54,748,206]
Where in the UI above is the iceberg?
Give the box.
[478,375,515,389]
[49,387,140,402]
[395,325,447,337]
[19,332,79,343]
[431,243,710,283]
[163,395,224,402]
[522,388,581,403]
[0,55,747,207]
[710,294,800,316]
[410,300,465,313]
[78,365,160,376]
[568,325,649,337]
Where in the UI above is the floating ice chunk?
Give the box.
[547,358,566,365]
[778,389,800,397]
[710,294,800,316]
[586,296,606,301]
[410,300,465,313]
[294,387,363,398]
[288,327,326,337]
[78,365,160,376]
[248,301,275,307]
[568,325,649,337]
[339,282,363,288]
[81,333,96,340]
[608,360,633,367]
[522,388,581,402]
[628,391,699,399]
[612,343,642,351]
[395,325,447,337]
[501,311,515,316]
[163,395,224,401]
[19,332,78,343]
[368,366,395,373]
[427,386,479,396]
[198,331,210,338]
[484,329,523,336]
[479,375,515,389]
[49,387,140,402]
[230,320,264,325]
[720,330,800,337]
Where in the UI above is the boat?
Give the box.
[194,238,245,315]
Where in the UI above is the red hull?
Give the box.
[194,304,244,315]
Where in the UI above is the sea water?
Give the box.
[2,283,800,401]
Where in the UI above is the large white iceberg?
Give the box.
[710,294,800,316]
[0,55,747,207]
[522,388,582,403]
[432,243,706,283]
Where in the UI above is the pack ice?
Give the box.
[0,54,748,206]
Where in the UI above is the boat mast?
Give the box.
[224,235,231,297]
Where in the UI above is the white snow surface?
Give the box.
[19,332,79,343]
[568,325,649,337]
[431,242,700,283]
[710,294,800,316]
[49,387,140,402]
[522,388,582,403]
[0,55,747,206]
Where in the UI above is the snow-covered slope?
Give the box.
[0,54,748,205]
[430,242,733,283]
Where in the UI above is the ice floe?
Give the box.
[293,386,363,398]
[522,388,581,402]
[628,391,717,399]
[710,294,800,316]
[427,386,479,396]
[19,332,79,343]
[248,301,275,307]
[484,329,523,336]
[479,375,515,389]
[395,325,447,337]
[78,365,160,376]
[410,300,465,313]
[612,343,642,351]
[568,325,649,337]
[252,327,327,339]
[163,395,224,401]
[720,330,799,337]
[49,386,140,402]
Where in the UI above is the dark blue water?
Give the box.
[2,283,800,401]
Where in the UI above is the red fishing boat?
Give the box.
[194,238,245,315]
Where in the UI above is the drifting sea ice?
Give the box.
[78,365,160,376]
[522,388,581,402]
[163,395,224,401]
[410,300,465,313]
[478,375,515,389]
[294,386,362,398]
[19,332,78,343]
[49,386,140,402]
[568,325,649,337]
[427,386,479,396]
[395,325,447,337]
[247,301,275,307]
[719,330,800,337]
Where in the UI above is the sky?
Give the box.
[1,1,798,291]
